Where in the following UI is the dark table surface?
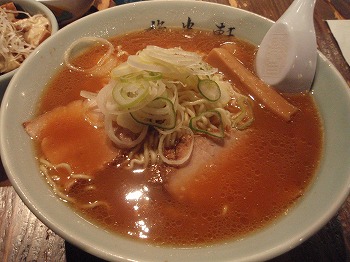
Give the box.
[0,0,349,261]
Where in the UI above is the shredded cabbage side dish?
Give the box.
[0,3,51,74]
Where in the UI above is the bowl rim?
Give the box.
[1,1,350,261]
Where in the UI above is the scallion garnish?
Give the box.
[198,79,221,102]
[131,97,176,130]
[189,110,225,138]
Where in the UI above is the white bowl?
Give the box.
[0,0,59,96]
[1,1,350,261]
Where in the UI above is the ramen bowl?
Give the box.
[0,0,58,97]
[1,1,350,261]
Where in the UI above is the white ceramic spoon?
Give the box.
[255,0,317,93]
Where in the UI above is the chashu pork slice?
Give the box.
[23,100,120,176]
[166,131,249,205]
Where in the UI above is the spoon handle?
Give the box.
[255,0,317,93]
[278,0,316,28]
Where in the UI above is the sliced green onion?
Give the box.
[143,71,162,81]
[112,81,149,109]
[105,114,148,149]
[184,74,199,88]
[116,113,144,133]
[131,97,176,130]
[158,126,194,166]
[232,96,254,130]
[120,72,143,82]
[198,79,221,102]
[189,110,224,138]
[119,71,162,82]
[64,37,114,74]
[110,62,141,79]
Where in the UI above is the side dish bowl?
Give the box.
[37,0,95,26]
[1,1,350,261]
[0,0,58,96]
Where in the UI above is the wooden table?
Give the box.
[1,0,349,261]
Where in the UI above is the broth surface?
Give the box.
[35,29,323,246]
